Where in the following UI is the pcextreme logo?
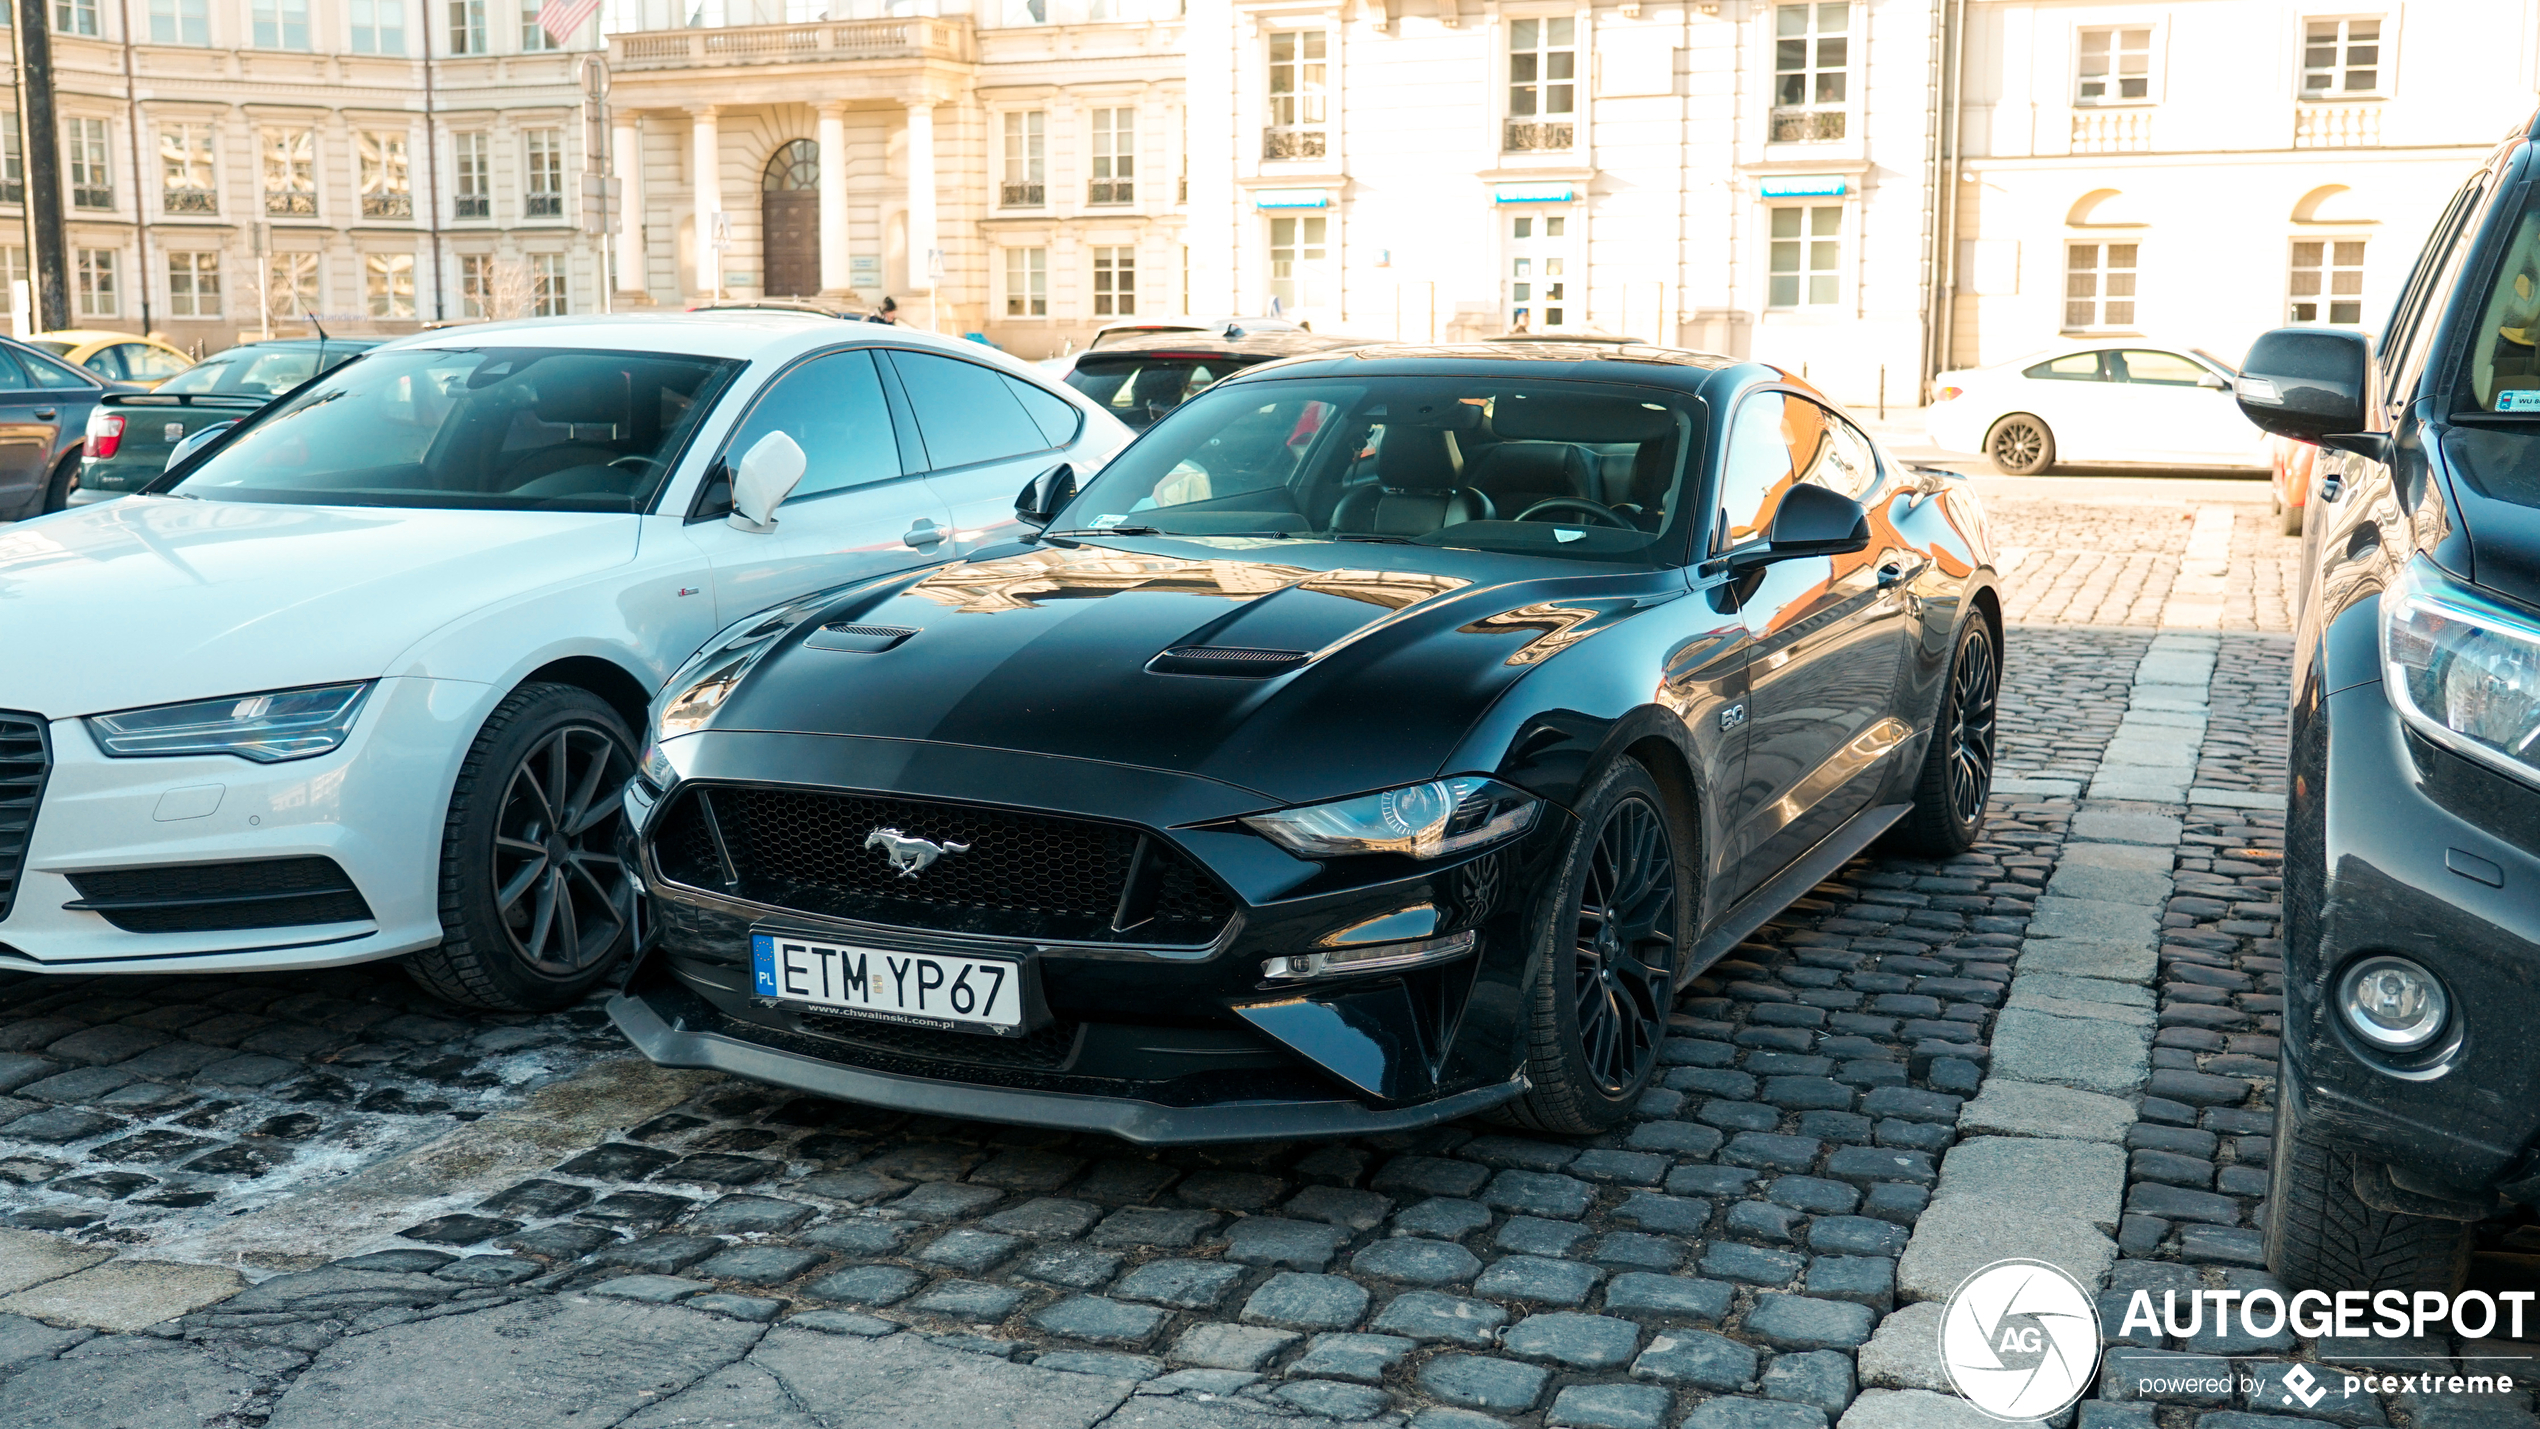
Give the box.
[1940,1259,2104,1421]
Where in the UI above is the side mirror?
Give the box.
[165,419,239,471]
[1730,483,1872,569]
[1015,461,1075,529]
[2198,372,2229,391]
[728,430,807,534]
[2236,327,2371,447]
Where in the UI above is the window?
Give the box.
[1264,30,1327,160]
[460,254,493,317]
[521,0,557,49]
[454,132,490,219]
[531,253,565,316]
[1507,213,1568,331]
[0,248,25,301]
[361,132,412,219]
[1719,392,1801,549]
[1000,112,1044,208]
[1768,205,1841,307]
[1506,17,1576,153]
[52,0,97,35]
[524,129,564,219]
[1089,108,1134,205]
[1004,246,1047,317]
[2302,17,2382,97]
[2289,238,2366,325]
[267,252,320,320]
[887,350,1057,470]
[1269,214,1326,313]
[1772,3,1848,142]
[364,252,416,318]
[263,127,316,216]
[168,251,220,317]
[2064,242,2139,330]
[1093,247,1134,316]
[448,0,486,54]
[2076,26,2152,102]
[161,123,216,213]
[352,0,405,54]
[149,0,209,44]
[254,0,310,48]
[2111,350,2207,386]
[2022,351,2106,381]
[720,349,903,500]
[66,118,112,211]
[2,115,24,205]
[1004,0,1046,22]
[75,248,116,318]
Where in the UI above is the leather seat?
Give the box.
[1466,441,1599,519]
[1332,425,1492,536]
[1622,434,1679,529]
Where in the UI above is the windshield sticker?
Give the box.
[2499,390,2540,412]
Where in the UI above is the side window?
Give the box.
[22,349,96,388]
[125,345,192,381]
[2111,350,2206,386]
[2382,173,2490,393]
[83,346,129,381]
[2021,351,2104,381]
[722,348,903,501]
[1003,374,1082,447]
[1717,392,1797,550]
[0,351,31,392]
[1819,410,1880,497]
[887,350,1052,471]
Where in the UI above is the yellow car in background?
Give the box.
[27,329,196,387]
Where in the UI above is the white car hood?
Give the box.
[0,497,639,718]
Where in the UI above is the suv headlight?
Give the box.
[2382,558,2540,786]
[1242,777,1540,859]
[87,682,372,763]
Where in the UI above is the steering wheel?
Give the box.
[1513,497,1633,529]
[609,455,664,477]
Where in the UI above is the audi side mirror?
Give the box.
[1730,483,1872,569]
[2236,327,2374,453]
[165,419,239,471]
[2198,372,2229,391]
[729,430,807,534]
[1015,461,1075,529]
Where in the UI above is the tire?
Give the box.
[1502,758,1690,1135]
[1985,414,2055,475]
[1883,616,2000,857]
[404,683,641,1012]
[2265,1075,2472,1294]
[38,453,77,514]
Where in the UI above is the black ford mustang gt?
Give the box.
[610,342,2002,1144]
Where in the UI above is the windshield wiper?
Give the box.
[1331,532,1417,544]
[1045,525,1162,538]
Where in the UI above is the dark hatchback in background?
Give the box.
[71,337,382,506]
[1061,329,1370,429]
[0,335,135,517]
[2236,109,2540,1292]
[609,341,2004,1143]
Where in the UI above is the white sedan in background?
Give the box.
[0,313,1129,1009]
[1924,340,2269,474]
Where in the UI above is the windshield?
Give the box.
[1060,375,1700,565]
[26,340,72,357]
[166,346,743,511]
[161,346,366,397]
[1066,358,1233,429]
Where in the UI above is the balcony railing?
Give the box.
[1504,121,1574,152]
[1262,128,1325,160]
[999,181,1044,208]
[164,187,217,214]
[612,15,973,68]
[525,192,563,219]
[1088,179,1132,205]
[2295,103,2380,149]
[455,194,489,219]
[265,189,316,216]
[2069,108,2152,154]
[72,186,113,210]
[1769,108,1845,142]
[362,192,413,219]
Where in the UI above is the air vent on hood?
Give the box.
[1147,646,1311,678]
[805,622,919,654]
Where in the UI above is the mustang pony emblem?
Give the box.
[865,828,971,878]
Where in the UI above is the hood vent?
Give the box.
[1148,645,1311,678]
[805,622,919,654]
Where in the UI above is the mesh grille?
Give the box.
[64,856,373,934]
[0,712,48,925]
[1149,646,1309,677]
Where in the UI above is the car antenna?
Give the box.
[307,314,330,370]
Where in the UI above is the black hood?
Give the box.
[698,537,1680,808]
[2445,425,2540,611]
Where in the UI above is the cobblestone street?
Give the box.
[0,466,2458,1429]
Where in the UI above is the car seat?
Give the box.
[1465,440,1599,519]
[1331,424,1493,536]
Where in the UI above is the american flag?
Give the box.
[537,0,602,44]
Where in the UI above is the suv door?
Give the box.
[884,348,1077,557]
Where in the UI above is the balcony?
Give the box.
[1262,128,1325,161]
[1504,121,1574,153]
[265,189,316,217]
[1088,179,1131,205]
[525,192,564,219]
[2295,103,2380,149]
[164,187,217,215]
[455,194,489,219]
[611,15,973,70]
[999,182,1045,208]
[1769,108,1845,142]
[2070,108,2152,154]
[362,192,413,219]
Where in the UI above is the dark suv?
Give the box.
[2237,110,2540,1292]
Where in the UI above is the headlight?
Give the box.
[636,740,678,794]
[653,590,843,739]
[2382,558,2540,787]
[1242,776,1539,859]
[2339,954,2448,1052]
[87,682,372,763]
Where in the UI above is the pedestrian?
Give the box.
[872,296,899,325]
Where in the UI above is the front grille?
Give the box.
[0,712,48,924]
[64,856,373,934]
[653,785,1235,946]
[795,1008,1084,1071]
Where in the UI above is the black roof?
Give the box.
[1071,330,1372,364]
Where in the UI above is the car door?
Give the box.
[884,347,1076,557]
[673,345,956,627]
[0,348,51,512]
[1722,392,1919,900]
[2108,349,2265,464]
[2011,350,2118,461]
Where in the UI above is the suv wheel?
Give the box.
[405,683,639,1011]
[1883,617,1999,857]
[1985,414,2056,475]
[2266,1074,2472,1293]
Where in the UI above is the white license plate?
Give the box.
[750,931,1022,1032]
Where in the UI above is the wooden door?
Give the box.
[763,191,819,297]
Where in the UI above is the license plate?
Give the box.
[750,931,1022,1033]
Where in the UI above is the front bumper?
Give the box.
[2287,678,2540,1189]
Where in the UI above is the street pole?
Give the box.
[423,6,444,321]
[582,54,610,315]
[15,0,70,332]
[117,0,148,334]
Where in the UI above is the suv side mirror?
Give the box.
[2236,327,2371,447]
[1730,482,1872,569]
[165,419,238,471]
[1015,461,1076,529]
[728,430,807,534]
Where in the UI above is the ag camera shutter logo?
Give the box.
[1940,1258,2103,1420]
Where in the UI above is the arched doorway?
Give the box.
[762,139,819,297]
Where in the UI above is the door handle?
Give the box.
[32,409,55,420]
[1877,557,1927,589]
[903,519,945,547]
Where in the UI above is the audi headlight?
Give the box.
[87,682,372,763]
[2382,558,2540,786]
[1242,777,1540,859]
[653,590,842,739]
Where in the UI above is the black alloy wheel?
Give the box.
[1886,618,2001,856]
[406,683,640,1011]
[1985,414,2055,476]
[1505,758,1687,1134]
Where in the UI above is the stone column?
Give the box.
[689,105,721,297]
[612,114,645,297]
[903,100,935,326]
[817,103,850,296]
